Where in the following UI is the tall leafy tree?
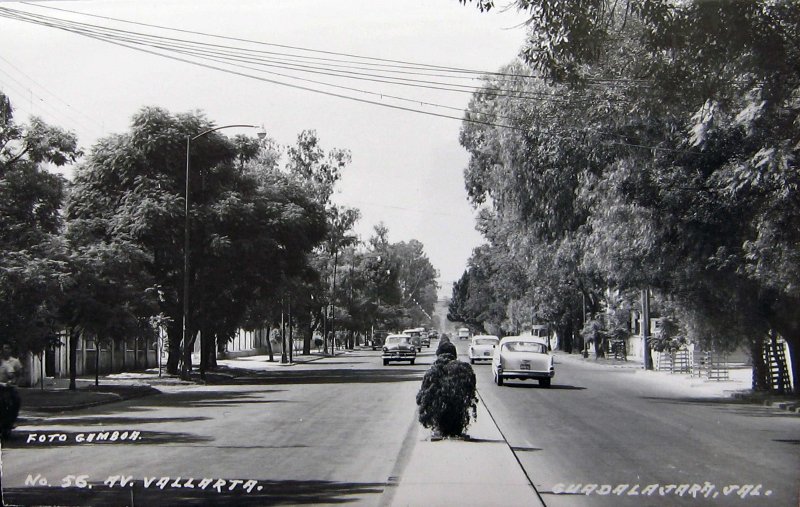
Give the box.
[460,0,800,386]
[68,107,326,377]
[0,92,79,356]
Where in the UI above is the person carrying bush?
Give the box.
[416,341,478,439]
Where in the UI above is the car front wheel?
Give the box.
[495,371,503,386]
[383,359,388,366]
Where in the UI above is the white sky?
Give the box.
[0,0,529,295]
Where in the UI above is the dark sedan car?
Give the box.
[382,334,417,365]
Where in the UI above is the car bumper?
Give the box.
[498,368,554,380]
[469,353,493,361]
[382,353,416,361]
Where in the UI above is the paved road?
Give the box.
[455,339,800,506]
[5,341,798,506]
[3,347,437,506]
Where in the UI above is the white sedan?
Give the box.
[492,336,554,387]
[468,335,499,364]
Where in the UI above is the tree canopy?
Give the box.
[458,0,800,385]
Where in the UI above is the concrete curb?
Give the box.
[731,392,800,414]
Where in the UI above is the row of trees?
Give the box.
[452,0,799,389]
[1,96,439,386]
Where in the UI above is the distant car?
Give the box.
[468,335,499,364]
[457,327,470,340]
[402,328,424,351]
[420,332,431,348]
[371,330,388,350]
[429,330,439,341]
[382,334,417,365]
[492,336,554,387]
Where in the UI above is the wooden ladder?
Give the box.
[764,338,792,392]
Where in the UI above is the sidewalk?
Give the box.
[16,350,340,413]
[389,396,544,507]
[555,351,800,412]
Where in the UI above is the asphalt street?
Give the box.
[457,339,800,507]
[3,348,435,506]
[3,341,799,506]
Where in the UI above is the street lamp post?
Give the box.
[181,124,266,380]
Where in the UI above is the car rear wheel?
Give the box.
[539,378,551,388]
[470,358,474,364]
[410,359,415,365]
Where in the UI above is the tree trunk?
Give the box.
[166,321,182,375]
[68,328,79,391]
[95,338,100,387]
[181,328,197,380]
[289,307,294,363]
[593,336,605,358]
[281,301,288,364]
[750,337,770,391]
[207,332,218,369]
[557,322,573,353]
[199,327,208,380]
[265,325,274,362]
[302,318,312,355]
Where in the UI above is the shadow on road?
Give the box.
[214,367,424,386]
[503,382,586,390]
[6,479,387,506]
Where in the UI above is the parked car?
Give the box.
[492,336,554,387]
[468,335,499,364]
[382,334,417,365]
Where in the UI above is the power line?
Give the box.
[20,1,539,79]
[0,54,104,133]
[0,7,528,131]
[0,6,583,104]
[0,5,687,151]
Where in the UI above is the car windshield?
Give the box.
[385,336,408,345]
[503,341,546,354]
[474,338,498,346]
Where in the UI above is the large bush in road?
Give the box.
[416,352,478,437]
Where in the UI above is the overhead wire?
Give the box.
[22,0,661,90]
[0,4,683,152]
[0,65,100,137]
[8,3,642,100]
[0,6,586,104]
[0,11,526,132]
[20,0,542,79]
[0,6,532,130]
[0,54,105,135]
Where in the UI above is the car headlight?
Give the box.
[382,347,389,353]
